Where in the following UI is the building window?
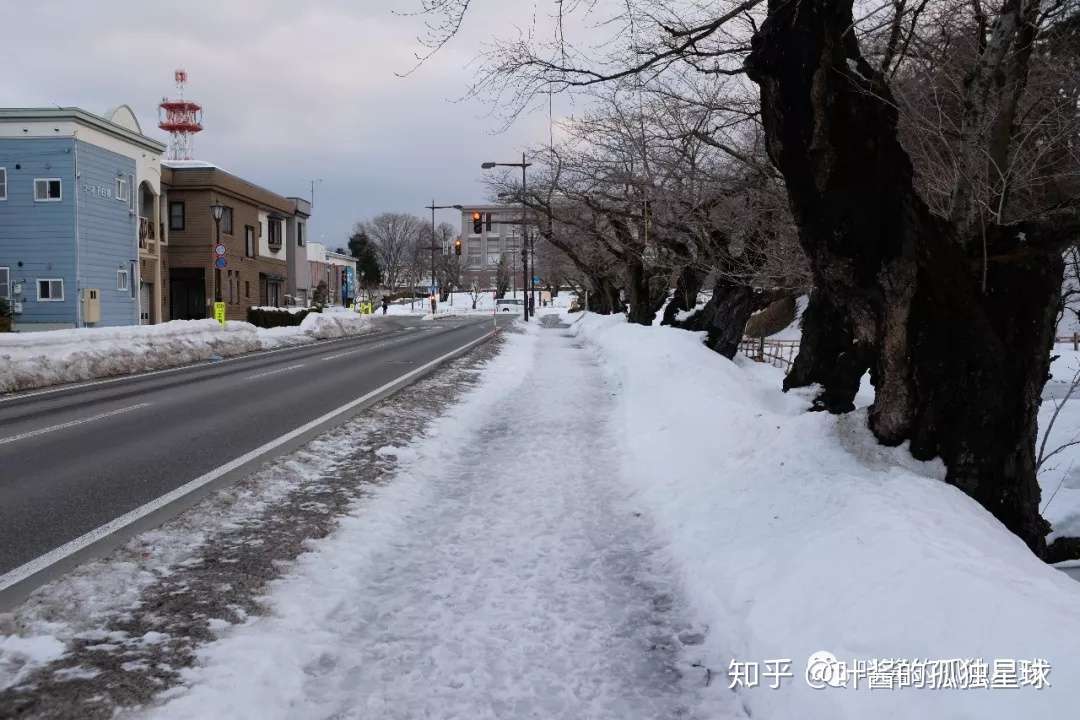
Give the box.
[37,278,64,301]
[485,213,492,231]
[222,206,234,235]
[34,178,62,202]
[267,219,282,250]
[297,222,304,247]
[0,267,8,300]
[487,252,502,266]
[245,280,250,299]
[169,202,185,230]
[245,225,255,258]
[117,269,129,291]
[116,176,128,203]
[0,168,6,200]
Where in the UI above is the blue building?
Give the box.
[0,107,166,330]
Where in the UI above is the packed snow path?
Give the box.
[148,317,704,720]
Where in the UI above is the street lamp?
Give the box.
[209,202,225,309]
[480,153,532,321]
[425,201,463,304]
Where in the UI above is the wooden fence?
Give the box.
[739,337,801,371]
[1057,334,1080,350]
[741,334,1080,371]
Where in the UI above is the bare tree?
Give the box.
[359,213,423,292]
[408,0,1080,554]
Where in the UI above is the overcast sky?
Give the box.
[0,0,575,248]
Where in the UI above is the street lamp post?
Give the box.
[425,201,463,303]
[482,153,532,321]
[209,202,225,312]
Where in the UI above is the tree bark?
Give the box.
[746,0,1063,554]
[662,266,706,326]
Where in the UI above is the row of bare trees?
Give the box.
[354,213,460,295]
[413,0,1080,556]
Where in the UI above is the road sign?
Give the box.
[214,243,227,257]
[214,257,227,269]
[532,276,541,284]
[213,302,226,326]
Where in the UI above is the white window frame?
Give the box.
[0,267,9,301]
[34,178,62,202]
[116,176,128,203]
[0,167,7,200]
[37,278,64,301]
[117,268,129,292]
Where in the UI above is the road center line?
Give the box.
[247,363,306,380]
[0,403,151,446]
[322,349,366,361]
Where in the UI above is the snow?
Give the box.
[570,313,1080,719]
[0,435,360,692]
[767,294,808,341]
[0,635,66,690]
[143,318,704,720]
[1038,347,1080,540]
[382,290,576,316]
[161,160,219,170]
[0,307,371,394]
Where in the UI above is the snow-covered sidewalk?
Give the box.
[144,317,706,719]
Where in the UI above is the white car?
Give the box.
[496,298,524,313]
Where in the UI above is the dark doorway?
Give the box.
[170,268,206,320]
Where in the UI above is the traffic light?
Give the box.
[454,238,462,256]
[472,211,483,234]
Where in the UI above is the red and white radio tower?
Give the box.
[158,70,203,161]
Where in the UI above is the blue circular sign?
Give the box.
[214,257,227,269]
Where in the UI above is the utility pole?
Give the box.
[425,202,464,303]
[481,154,532,322]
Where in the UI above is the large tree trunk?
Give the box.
[585,276,621,314]
[746,0,1064,554]
[662,266,706,326]
[680,279,779,359]
[624,255,669,326]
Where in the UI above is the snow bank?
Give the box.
[384,290,576,316]
[0,308,371,394]
[571,313,1080,719]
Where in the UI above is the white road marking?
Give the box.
[322,349,367,361]
[246,363,306,380]
[0,329,497,595]
[0,403,151,446]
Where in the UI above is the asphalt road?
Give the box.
[0,314,501,582]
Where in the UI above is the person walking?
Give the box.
[382,296,389,315]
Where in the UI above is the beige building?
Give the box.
[458,204,533,290]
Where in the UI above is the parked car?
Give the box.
[496,298,524,313]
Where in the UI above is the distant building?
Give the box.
[0,106,167,330]
[285,197,311,306]
[307,242,356,306]
[163,162,309,320]
[458,204,533,290]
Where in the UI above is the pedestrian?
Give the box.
[528,294,535,316]
[430,294,437,315]
[381,296,389,315]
